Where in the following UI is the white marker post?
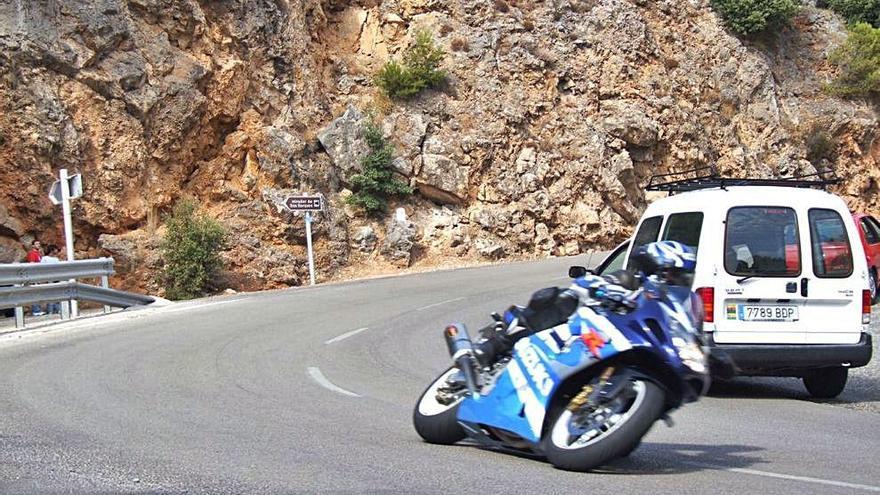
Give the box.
[49,169,82,318]
[282,194,324,286]
[304,211,316,286]
[59,168,78,317]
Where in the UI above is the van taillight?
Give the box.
[862,290,871,324]
[696,287,715,323]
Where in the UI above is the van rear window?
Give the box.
[809,209,853,278]
[725,207,800,277]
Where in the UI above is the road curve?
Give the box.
[0,257,878,495]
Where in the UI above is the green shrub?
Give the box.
[710,0,800,36]
[828,22,880,97]
[160,199,226,300]
[346,122,413,215]
[375,30,445,99]
[827,0,880,27]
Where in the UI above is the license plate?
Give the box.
[737,305,799,322]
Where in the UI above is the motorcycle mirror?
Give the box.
[568,265,593,278]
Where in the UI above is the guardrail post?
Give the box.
[14,306,24,329]
[61,300,70,320]
[101,276,111,314]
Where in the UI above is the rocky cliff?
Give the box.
[1,0,878,293]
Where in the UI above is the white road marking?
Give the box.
[324,327,369,344]
[685,461,880,493]
[306,367,361,398]
[162,299,241,314]
[415,297,465,311]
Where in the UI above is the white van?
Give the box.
[594,179,873,398]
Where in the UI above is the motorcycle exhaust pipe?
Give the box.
[444,323,479,396]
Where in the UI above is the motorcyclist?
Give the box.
[473,240,697,367]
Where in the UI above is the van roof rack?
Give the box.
[646,166,841,194]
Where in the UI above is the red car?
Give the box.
[783,226,852,277]
[853,213,880,303]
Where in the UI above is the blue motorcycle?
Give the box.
[413,266,711,471]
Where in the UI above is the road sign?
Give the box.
[68,174,83,199]
[49,180,62,205]
[279,194,323,286]
[284,195,323,212]
[48,173,82,205]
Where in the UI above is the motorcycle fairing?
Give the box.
[457,307,646,444]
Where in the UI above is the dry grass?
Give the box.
[362,90,394,118]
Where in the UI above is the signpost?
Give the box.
[48,169,82,317]
[283,195,324,286]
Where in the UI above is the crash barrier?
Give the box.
[0,258,155,329]
[0,258,114,285]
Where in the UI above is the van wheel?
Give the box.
[802,367,848,399]
[870,269,879,305]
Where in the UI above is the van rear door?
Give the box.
[714,207,807,344]
[799,208,863,344]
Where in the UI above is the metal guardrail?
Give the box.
[1,257,155,329]
[0,258,114,285]
[0,282,154,309]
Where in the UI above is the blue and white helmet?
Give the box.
[631,240,697,286]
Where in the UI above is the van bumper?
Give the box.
[706,333,873,377]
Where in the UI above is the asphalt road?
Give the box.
[0,257,878,495]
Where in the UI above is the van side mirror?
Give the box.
[569,266,594,278]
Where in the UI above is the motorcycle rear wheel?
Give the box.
[544,377,665,471]
[413,367,467,445]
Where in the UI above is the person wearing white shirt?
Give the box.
[40,245,62,315]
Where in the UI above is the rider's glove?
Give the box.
[570,275,636,310]
[602,283,637,310]
[571,274,608,298]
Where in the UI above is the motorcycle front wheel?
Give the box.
[413,367,467,445]
[544,376,665,471]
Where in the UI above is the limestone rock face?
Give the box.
[418,133,470,205]
[352,225,378,253]
[97,230,162,292]
[602,101,660,148]
[1,0,878,291]
[0,0,338,292]
[382,111,427,177]
[0,203,25,262]
[318,106,370,182]
[381,218,417,267]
